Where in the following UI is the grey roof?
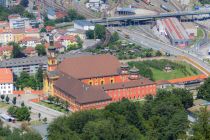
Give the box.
[116,7,136,13]
[74,20,94,27]
[0,52,91,68]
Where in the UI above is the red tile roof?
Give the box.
[168,74,207,84]
[54,74,111,104]
[58,35,76,42]
[99,78,155,91]
[23,47,36,54]
[0,68,13,83]
[0,46,13,55]
[56,11,68,19]
[19,37,40,43]
[46,26,55,32]
[58,54,121,79]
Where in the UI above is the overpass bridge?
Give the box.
[89,10,210,24]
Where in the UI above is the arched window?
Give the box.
[101,80,104,85]
[89,81,93,85]
[110,78,114,84]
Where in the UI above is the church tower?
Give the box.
[43,35,59,96]
[47,46,57,72]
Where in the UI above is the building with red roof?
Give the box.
[23,47,38,57]
[57,35,77,49]
[168,74,207,89]
[157,17,191,47]
[19,37,41,48]
[0,68,13,94]
[44,48,156,112]
[0,46,13,60]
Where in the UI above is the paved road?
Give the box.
[110,27,210,75]
[8,94,64,123]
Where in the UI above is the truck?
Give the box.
[142,0,151,5]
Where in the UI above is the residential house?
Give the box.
[23,47,38,57]
[0,45,13,60]
[0,68,13,94]
[57,35,77,49]
[74,20,95,31]
[19,37,41,48]
[8,14,30,29]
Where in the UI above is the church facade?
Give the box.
[43,47,157,112]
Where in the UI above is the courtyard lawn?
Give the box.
[197,28,204,39]
[151,62,200,81]
[38,101,68,113]
[128,59,200,81]
[152,68,193,81]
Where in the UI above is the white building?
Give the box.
[156,20,166,35]
[8,14,30,29]
[0,68,13,95]
[19,37,41,48]
[74,20,95,31]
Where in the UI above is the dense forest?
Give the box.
[199,0,210,4]
[47,88,205,140]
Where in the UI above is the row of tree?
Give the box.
[0,2,34,21]
[48,88,196,140]
[8,42,46,59]
[44,9,85,27]
[0,122,41,140]
[7,105,31,121]
[15,68,44,90]
[86,24,106,40]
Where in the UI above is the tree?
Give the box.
[197,77,210,101]
[40,28,47,33]
[55,97,60,105]
[23,10,35,19]
[192,106,210,140]
[110,32,119,43]
[38,113,41,121]
[1,95,5,102]
[35,44,46,56]
[9,42,25,58]
[63,101,69,111]
[43,117,47,124]
[21,102,25,107]
[12,97,16,106]
[94,24,106,39]
[67,9,85,21]
[5,96,9,103]
[35,67,44,89]
[48,95,54,104]
[16,107,30,121]
[15,71,37,90]
[48,89,190,140]
[86,30,94,39]
[155,50,162,56]
[20,0,29,7]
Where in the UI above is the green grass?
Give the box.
[38,101,68,113]
[197,28,204,39]
[128,60,200,81]
[151,62,200,81]
[30,120,43,126]
[0,101,11,108]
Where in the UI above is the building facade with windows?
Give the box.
[0,68,13,94]
[44,48,157,112]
